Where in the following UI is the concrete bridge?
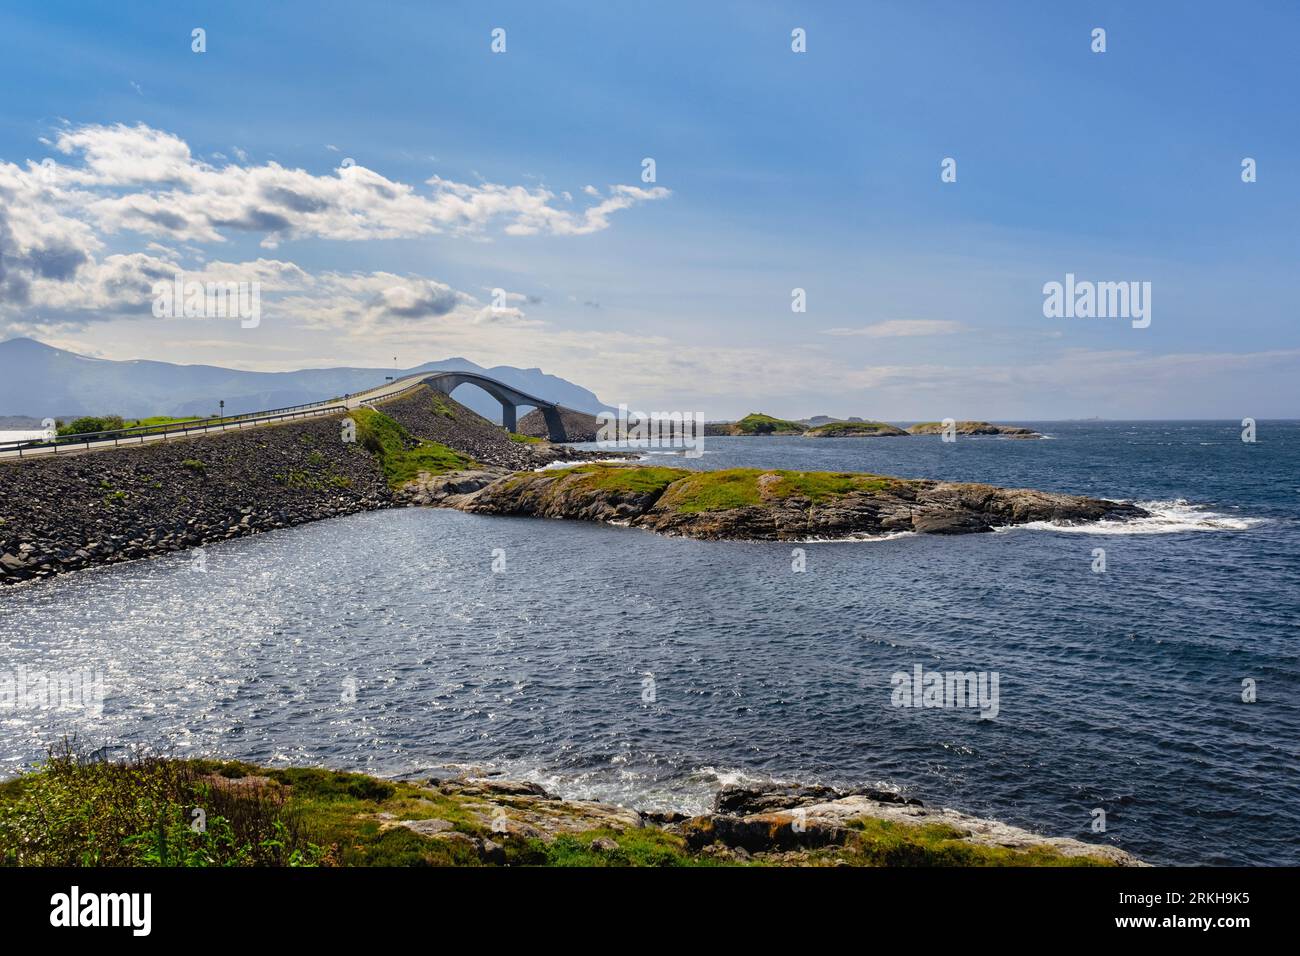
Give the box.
[419,370,566,441]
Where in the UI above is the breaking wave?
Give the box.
[1002,499,1266,535]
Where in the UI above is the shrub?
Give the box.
[0,740,324,867]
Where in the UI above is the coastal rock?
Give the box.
[396,467,513,507]
[428,777,643,840]
[185,764,1144,867]
[681,813,851,852]
[459,464,1148,542]
[715,782,921,815]
[674,784,1144,865]
[907,420,1042,439]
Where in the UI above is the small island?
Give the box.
[804,420,908,437]
[699,412,1042,439]
[442,463,1147,540]
[709,412,806,436]
[907,421,1042,439]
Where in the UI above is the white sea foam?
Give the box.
[799,530,917,544]
[1000,499,1265,535]
[535,456,634,471]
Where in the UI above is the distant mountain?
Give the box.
[0,338,613,422]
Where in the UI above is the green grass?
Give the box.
[347,407,474,487]
[125,416,201,429]
[508,827,717,867]
[535,466,908,514]
[656,469,765,512]
[653,468,902,513]
[839,818,1113,867]
[347,406,409,459]
[731,412,805,435]
[561,463,691,495]
[769,471,897,499]
[508,432,543,443]
[383,443,474,485]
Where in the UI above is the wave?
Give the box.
[1000,499,1266,535]
[403,758,903,816]
[799,530,917,544]
[535,457,631,471]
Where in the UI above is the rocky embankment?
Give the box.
[455,463,1148,540]
[0,385,610,585]
[0,414,393,584]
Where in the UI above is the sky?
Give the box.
[0,0,1297,420]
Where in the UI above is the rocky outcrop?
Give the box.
[383,775,1142,866]
[676,783,1144,865]
[804,421,908,437]
[395,467,512,507]
[457,464,1148,541]
[908,420,1042,438]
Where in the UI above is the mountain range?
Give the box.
[0,338,611,422]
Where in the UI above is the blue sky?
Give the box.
[1,0,1296,418]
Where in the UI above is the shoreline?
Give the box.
[0,753,1144,867]
[2,387,1150,585]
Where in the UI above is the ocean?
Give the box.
[1,421,1296,865]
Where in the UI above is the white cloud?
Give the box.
[0,123,671,327]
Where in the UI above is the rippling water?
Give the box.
[2,422,1297,865]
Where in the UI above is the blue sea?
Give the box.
[2,422,1297,865]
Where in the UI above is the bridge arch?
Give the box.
[420,371,567,441]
